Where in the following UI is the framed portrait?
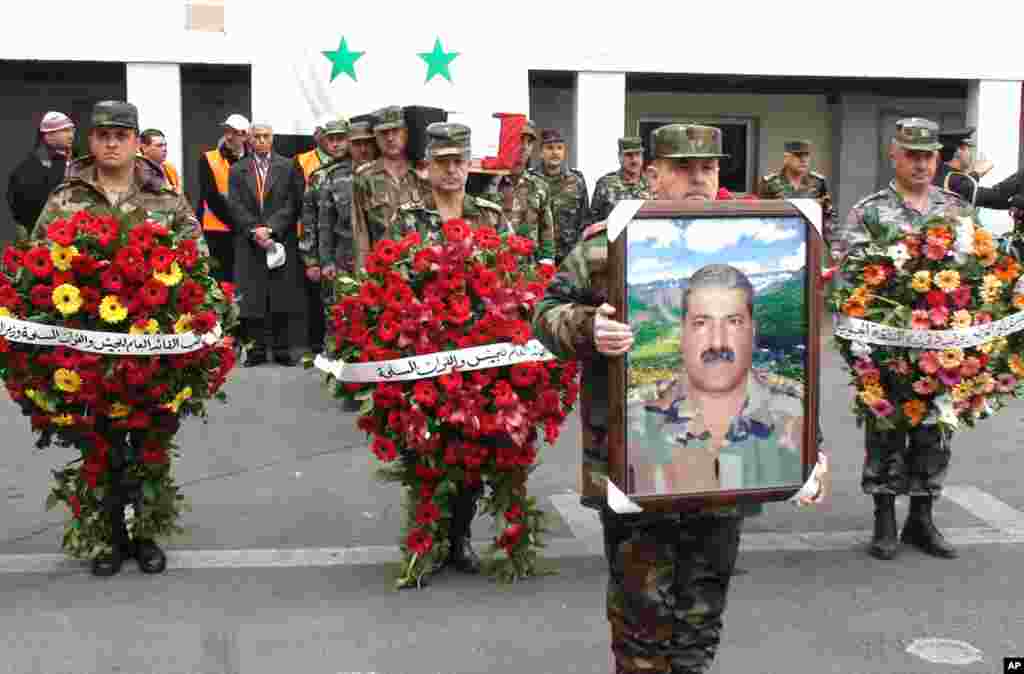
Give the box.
[606,200,822,512]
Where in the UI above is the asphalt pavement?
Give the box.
[2,330,1023,674]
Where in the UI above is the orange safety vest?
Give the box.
[163,161,181,193]
[296,149,323,238]
[201,149,231,232]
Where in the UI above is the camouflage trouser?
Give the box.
[862,420,952,497]
[600,509,742,674]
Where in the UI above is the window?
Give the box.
[638,116,759,194]
[186,0,224,32]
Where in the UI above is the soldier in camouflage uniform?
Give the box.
[589,136,651,225]
[351,106,426,270]
[534,124,827,673]
[32,101,208,577]
[299,118,350,354]
[485,119,556,262]
[757,140,837,244]
[347,115,379,170]
[391,123,508,583]
[534,128,589,263]
[832,117,965,561]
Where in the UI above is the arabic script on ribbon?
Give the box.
[835,312,1024,350]
[313,339,557,383]
[0,315,207,355]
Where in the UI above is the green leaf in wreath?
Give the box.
[142,480,158,502]
[45,492,60,511]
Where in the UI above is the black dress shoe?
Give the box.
[134,539,168,574]
[274,352,297,367]
[446,539,482,574]
[244,352,267,367]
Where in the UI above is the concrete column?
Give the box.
[575,72,626,200]
[967,79,1022,233]
[126,63,183,187]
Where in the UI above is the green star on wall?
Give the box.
[323,37,364,82]
[418,38,459,83]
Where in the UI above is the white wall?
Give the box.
[127,64,183,179]
[6,0,1024,81]
[968,80,1022,233]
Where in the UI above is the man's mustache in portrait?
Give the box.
[701,348,736,364]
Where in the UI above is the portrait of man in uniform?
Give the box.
[620,212,814,498]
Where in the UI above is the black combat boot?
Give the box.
[446,489,481,573]
[901,495,958,558]
[91,473,133,577]
[868,494,899,560]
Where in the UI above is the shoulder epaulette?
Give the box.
[851,189,888,209]
[354,161,376,176]
[810,171,828,181]
[473,196,503,212]
[582,221,606,240]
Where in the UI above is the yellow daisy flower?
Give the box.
[939,348,964,370]
[52,414,75,427]
[950,381,973,403]
[108,402,132,418]
[934,270,960,291]
[0,307,10,318]
[983,274,1004,291]
[51,284,83,317]
[165,386,194,413]
[950,309,972,329]
[129,318,160,335]
[99,296,128,324]
[153,261,183,287]
[53,368,81,393]
[173,313,193,334]
[50,245,79,272]
[911,271,932,292]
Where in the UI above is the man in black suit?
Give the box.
[228,123,305,366]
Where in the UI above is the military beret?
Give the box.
[893,118,942,151]
[540,128,566,145]
[784,140,812,154]
[92,101,138,130]
[651,124,728,159]
[426,122,471,158]
[373,105,406,131]
[618,136,644,154]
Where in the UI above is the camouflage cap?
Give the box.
[92,100,139,130]
[540,128,566,145]
[893,118,942,151]
[784,140,812,154]
[373,105,406,131]
[521,119,538,141]
[618,136,643,154]
[322,118,350,137]
[348,121,374,141]
[651,124,728,159]
[425,122,471,158]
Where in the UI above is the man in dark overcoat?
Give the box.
[228,123,304,366]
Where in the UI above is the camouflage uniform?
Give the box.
[33,156,207,257]
[838,179,964,497]
[534,164,589,264]
[394,191,508,240]
[532,123,747,674]
[590,171,651,226]
[629,372,803,495]
[298,119,350,270]
[351,160,425,270]
[316,159,356,274]
[839,118,965,560]
[486,171,555,261]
